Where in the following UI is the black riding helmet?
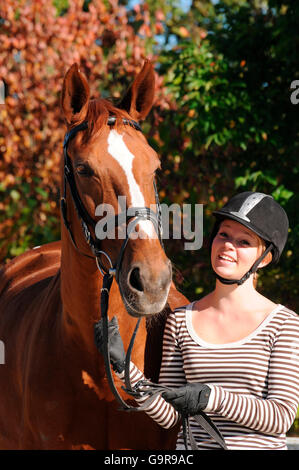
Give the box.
[210,191,289,285]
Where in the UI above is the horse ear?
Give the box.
[119,59,155,121]
[61,63,90,125]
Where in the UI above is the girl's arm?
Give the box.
[117,310,186,429]
[204,315,299,434]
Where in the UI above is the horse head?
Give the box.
[60,61,172,318]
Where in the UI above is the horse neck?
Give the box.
[60,224,101,355]
[59,226,147,373]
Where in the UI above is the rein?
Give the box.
[61,117,227,450]
[99,271,226,451]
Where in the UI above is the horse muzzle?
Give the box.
[119,259,172,317]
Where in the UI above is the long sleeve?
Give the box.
[205,314,299,435]
[117,311,185,429]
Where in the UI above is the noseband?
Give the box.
[60,117,163,281]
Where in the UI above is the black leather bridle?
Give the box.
[60,117,163,281]
[60,117,227,450]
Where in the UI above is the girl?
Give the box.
[95,191,299,450]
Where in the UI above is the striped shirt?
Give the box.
[122,304,299,450]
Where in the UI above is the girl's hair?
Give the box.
[253,237,272,288]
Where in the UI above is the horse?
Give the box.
[0,60,187,449]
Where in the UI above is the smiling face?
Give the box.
[211,219,268,282]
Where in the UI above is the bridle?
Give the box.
[60,117,163,281]
[60,117,227,450]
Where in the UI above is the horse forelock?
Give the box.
[84,99,132,140]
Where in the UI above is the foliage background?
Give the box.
[2,0,297,307]
[0,0,298,433]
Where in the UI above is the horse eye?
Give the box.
[75,163,94,177]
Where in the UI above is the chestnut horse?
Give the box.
[0,61,187,449]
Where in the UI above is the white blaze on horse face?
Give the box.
[107,129,156,239]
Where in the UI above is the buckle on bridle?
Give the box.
[96,251,115,277]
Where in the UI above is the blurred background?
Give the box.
[0,0,298,434]
[0,1,298,320]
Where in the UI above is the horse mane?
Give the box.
[84,98,132,140]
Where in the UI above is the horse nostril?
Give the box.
[129,267,144,292]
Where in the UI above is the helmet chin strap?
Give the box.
[215,243,273,286]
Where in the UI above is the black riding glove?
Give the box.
[162,383,211,416]
[94,316,126,374]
